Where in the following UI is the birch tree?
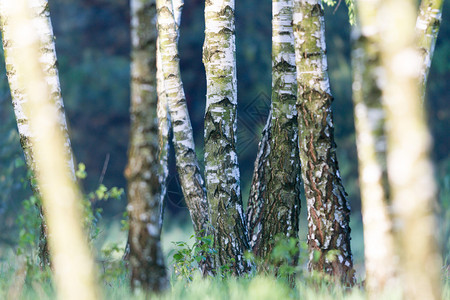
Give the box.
[0,0,99,298]
[0,0,76,267]
[246,0,301,270]
[125,0,169,291]
[157,0,210,237]
[353,0,443,294]
[292,0,355,284]
[377,0,442,298]
[203,0,250,275]
[416,0,444,98]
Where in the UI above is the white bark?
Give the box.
[379,0,442,298]
[203,0,250,274]
[0,0,75,182]
[352,0,397,294]
[156,0,209,236]
[0,1,99,298]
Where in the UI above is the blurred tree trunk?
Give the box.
[292,0,355,284]
[352,0,397,294]
[0,0,76,268]
[246,0,301,271]
[157,0,213,274]
[203,0,250,275]
[378,0,442,298]
[125,0,168,291]
[353,0,443,295]
[0,0,99,299]
[416,0,444,99]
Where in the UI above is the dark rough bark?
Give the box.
[203,0,250,275]
[246,0,301,272]
[125,0,168,292]
[293,0,355,285]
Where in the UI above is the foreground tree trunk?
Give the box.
[0,0,76,268]
[203,0,250,275]
[352,0,397,294]
[379,0,442,298]
[246,0,301,271]
[125,0,169,291]
[0,1,99,298]
[292,0,355,284]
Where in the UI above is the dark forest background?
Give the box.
[0,0,448,271]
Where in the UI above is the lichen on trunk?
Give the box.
[246,0,301,272]
[292,0,355,284]
[125,0,168,291]
[203,0,250,275]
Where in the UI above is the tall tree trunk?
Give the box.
[203,0,250,275]
[0,1,99,299]
[157,0,213,274]
[352,0,397,294]
[379,0,442,298]
[0,0,76,268]
[292,0,355,284]
[246,0,301,271]
[125,0,169,291]
[416,0,444,99]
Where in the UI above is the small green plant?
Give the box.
[171,232,216,281]
[99,243,128,285]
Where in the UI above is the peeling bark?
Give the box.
[0,0,76,268]
[292,0,355,284]
[203,0,250,275]
[125,0,168,291]
[246,0,301,271]
[379,0,442,298]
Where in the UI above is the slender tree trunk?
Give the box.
[125,0,168,291]
[379,0,442,298]
[352,1,397,294]
[416,0,444,99]
[0,0,76,268]
[292,0,355,284]
[246,0,301,271]
[157,0,214,274]
[203,0,250,275]
[156,0,209,237]
[0,1,99,298]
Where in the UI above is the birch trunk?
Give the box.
[292,0,355,284]
[203,0,250,275]
[416,0,444,99]
[246,0,301,270]
[0,0,99,298]
[0,0,76,268]
[125,0,169,291]
[379,0,442,298]
[352,1,397,294]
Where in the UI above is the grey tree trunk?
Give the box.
[292,0,355,284]
[0,0,99,298]
[246,0,301,271]
[203,0,250,275]
[0,0,76,268]
[379,0,442,298]
[125,0,168,291]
